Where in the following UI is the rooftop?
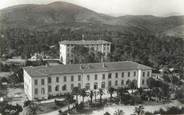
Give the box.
[59,40,111,45]
[24,61,152,78]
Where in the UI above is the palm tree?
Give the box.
[89,90,94,103]
[94,90,98,102]
[134,105,144,115]
[99,88,104,104]
[108,87,115,102]
[114,109,124,115]
[128,80,137,94]
[25,102,40,115]
[72,87,80,104]
[117,87,126,104]
[80,88,87,103]
[65,93,74,112]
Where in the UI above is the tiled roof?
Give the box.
[24,61,152,78]
[59,40,111,45]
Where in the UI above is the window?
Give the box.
[94,82,98,89]
[71,76,74,81]
[34,80,38,85]
[142,80,145,85]
[78,83,81,89]
[78,75,81,81]
[64,76,67,82]
[115,80,118,86]
[48,77,51,83]
[41,88,45,94]
[85,83,90,89]
[121,72,124,78]
[35,88,38,95]
[128,72,130,77]
[48,86,52,92]
[115,73,118,78]
[41,79,44,85]
[55,85,59,91]
[147,72,150,77]
[62,85,67,91]
[95,74,98,80]
[56,77,59,83]
[108,73,112,79]
[71,84,74,90]
[102,74,105,80]
[121,80,124,85]
[101,82,105,88]
[108,81,111,87]
[134,72,136,76]
[143,72,145,77]
[87,75,90,81]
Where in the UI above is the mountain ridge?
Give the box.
[0,1,184,36]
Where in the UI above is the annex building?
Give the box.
[24,61,152,100]
[59,40,111,64]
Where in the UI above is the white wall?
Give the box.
[24,70,33,100]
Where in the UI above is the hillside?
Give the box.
[0,1,184,34]
[0,1,184,72]
[163,25,184,38]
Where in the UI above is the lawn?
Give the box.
[38,102,61,114]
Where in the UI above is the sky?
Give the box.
[0,0,184,16]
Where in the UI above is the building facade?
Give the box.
[24,61,152,100]
[59,40,111,64]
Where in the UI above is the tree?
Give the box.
[89,90,94,104]
[23,102,40,115]
[72,87,80,104]
[93,90,98,102]
[99,88,104,104]
[134,105,144,115]
[147,78,156,89]
[108,87,115,102]
[128,80,137,93]
[117,87,126,103]
[65,93,74,111]
[114,109,124,115]
[104,112,111,115]
[80,88,87,103]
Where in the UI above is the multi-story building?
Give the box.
[24,61,152,100]
[59,40,111,64]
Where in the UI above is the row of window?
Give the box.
[34,71,150,85]
[35,79,146,95]
[66,44,110,47]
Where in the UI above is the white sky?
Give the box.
[0,0,184,16]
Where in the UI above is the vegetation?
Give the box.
[108,87,115,102]
[154,106,184,114]
[72,87,80,104]
[134,105,144,115]
[64,93,74,111]
[80,88,87,103]
[0,104,23,115]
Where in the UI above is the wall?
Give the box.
[24,69,33,100]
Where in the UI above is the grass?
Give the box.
[38,102,61,114]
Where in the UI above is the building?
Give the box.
[59,40,111,64]
[24,61,152,100]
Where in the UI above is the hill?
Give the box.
[0,1,184,34]
[163,25,184,38]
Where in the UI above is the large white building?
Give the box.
[24,61,152,100]
[59,40,111,64]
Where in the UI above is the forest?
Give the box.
[0,26,183,77]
